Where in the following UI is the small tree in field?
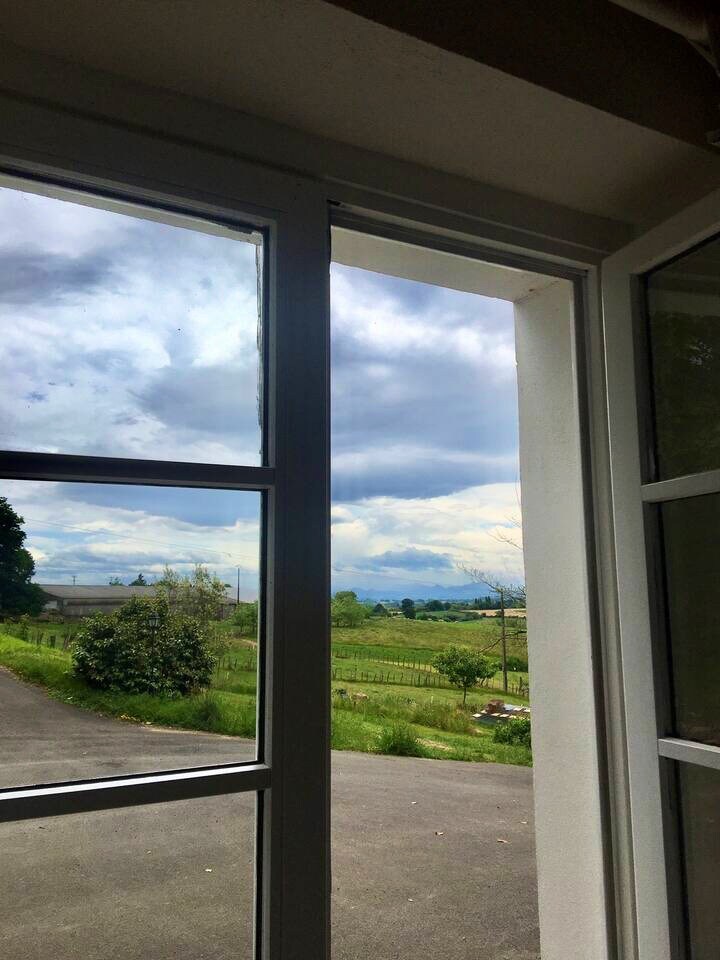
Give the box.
[233,600,259,637]
[372,602,389,618]
[400,598,416,620]
[331,591,368,627]
[155,564,229,626]
[432,645,496,706]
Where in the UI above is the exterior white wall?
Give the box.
[514,281,609,960]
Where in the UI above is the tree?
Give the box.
[0,497,43,616]
[154,564,230,626]
[400,598,416,620]
[108,576,123,586]
[129,573,148,586]
[458,564,526,692]
[331,591,368,627]
[424,599,443,612]
[432,645,496,705]
[372,602,389,617]
[233,600,259,637]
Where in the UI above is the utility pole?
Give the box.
[499,586,508,694]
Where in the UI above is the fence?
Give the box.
[330,664,528,698]
[2,624,75,651]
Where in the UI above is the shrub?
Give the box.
[377,721,426,757]
[72,595,214,696]
[232,600,259,637]
[493,716,532,748]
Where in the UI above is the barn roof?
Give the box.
[36,584,239,602]
[37,584,157,600]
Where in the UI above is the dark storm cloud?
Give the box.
[134,364,261,442]
[56,483,261,527]
[0,247,114,304]
[364,548,454,571]
[331,450,517,501]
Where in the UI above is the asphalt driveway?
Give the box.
[0,670,539,959]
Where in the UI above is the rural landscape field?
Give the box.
[0,591,531,766]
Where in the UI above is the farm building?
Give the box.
[37,584,238,620]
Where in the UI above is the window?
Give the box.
[639,237,720,959]
[0,174,331,959]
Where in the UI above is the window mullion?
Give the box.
[258,195,331,960]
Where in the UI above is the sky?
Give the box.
[0,185,524,597]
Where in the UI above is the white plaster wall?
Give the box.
[514,280,609,960]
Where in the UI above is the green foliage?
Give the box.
[331,591,369,627]
[154,564,230,626]
[0,496,44,617]
[72,595,214,696]
[377,721,426,757]
[371,602,389,618]
[493,716,532,747]
[233,600,259,637]
[424,599,444,611]
[108,577,123,586]
[129,573,148,586]
[432,644,496,704]
[400,598,416,620]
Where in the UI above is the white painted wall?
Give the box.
[514,281,610,960]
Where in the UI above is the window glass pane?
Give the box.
[677,762,720,960]
[0,184,262,464]
[0,794,256,960]
[0,480,260,785]
[646,236,720,480]
[661,493,720,746]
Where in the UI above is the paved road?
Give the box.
[0,670,539,960]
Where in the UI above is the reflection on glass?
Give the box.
[661,494,720,747]
[0,795,255,960]
[677,763,720,960]
[0,184,262,464]
[646,236,720,480]
[0,480,260,785]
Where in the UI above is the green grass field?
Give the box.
[0,613,531,766]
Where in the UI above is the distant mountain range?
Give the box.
[340,582,497,603]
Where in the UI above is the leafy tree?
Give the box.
[233,600,259,637]
[400,598,416,620]
[0,497,43,616]
[372,602,389,618]
[73,594,213,695]
[331,591,368,627]
[129,573,148,586]
[155,564,230,626]
[432,644,495,705]
[108,576,123,586]
[424,599,443,612]
[458,564,526,692]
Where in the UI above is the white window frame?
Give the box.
[601,186,720,960]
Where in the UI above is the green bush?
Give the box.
[493,716,531,748]
[72,595,214,696]
[377,721,426,757]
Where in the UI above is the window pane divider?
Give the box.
[0,762,270,822]
[641,469,720,504]
[0,451,275,490]
[658,737,720,771]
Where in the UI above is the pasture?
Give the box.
[0,613,531,766]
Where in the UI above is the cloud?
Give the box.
[0,248,114,305]
[364,547,454,571]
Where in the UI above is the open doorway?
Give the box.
[329,223,588,960]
